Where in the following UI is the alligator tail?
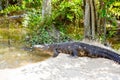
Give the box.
[86,46,120,64]
[79,42,120,64]
[96,49,120,64]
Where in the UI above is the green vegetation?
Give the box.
[0,0,120,49]
[22,0,84,45]
[109,1,120,19]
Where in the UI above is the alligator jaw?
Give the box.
[33,45,45,48]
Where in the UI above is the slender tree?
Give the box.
[42,0,51,19]
[84,0,97,40]
[0,1,2,10]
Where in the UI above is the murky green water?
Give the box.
[0,46,51,69]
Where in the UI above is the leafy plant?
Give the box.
[23,9,69,45]
[22,0,84,45]
[109,1,120,19]
[0,5,23,14]
[52,0,83,26]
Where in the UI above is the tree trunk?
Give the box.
[42,0,51,19]
[0,1,2,10]
[90,0,96,39]
[84,0,97,40]
[84,0,91,39]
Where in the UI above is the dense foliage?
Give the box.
[109,1,120,20]
[0,0,120,46]
[22,0,84,45]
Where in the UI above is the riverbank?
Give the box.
[0,54,120,80]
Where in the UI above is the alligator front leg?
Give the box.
[52,49,60,57]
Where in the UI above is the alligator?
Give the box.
[33,42,120,64]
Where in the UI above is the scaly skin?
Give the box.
[33,42,120,64]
